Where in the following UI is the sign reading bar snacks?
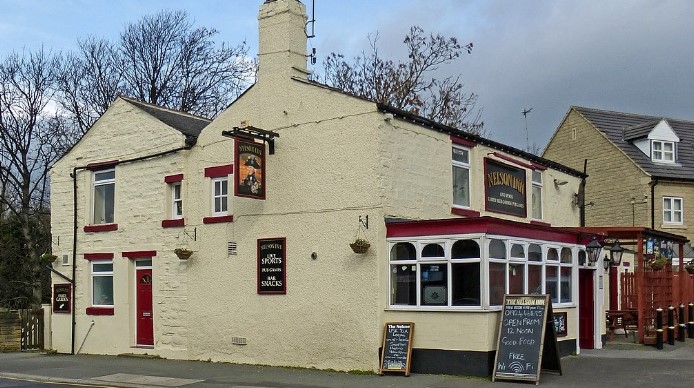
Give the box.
[53,283,72,313]
[257,238,286,294]
[235,139,265,199]
[484,159,527,217]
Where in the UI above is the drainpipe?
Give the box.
[68,144,192,356]
[650,178,658,230]
[580,159,588,227]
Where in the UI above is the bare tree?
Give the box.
[321,26,484,135]
[57,10,256,133]
[0,48,71,306]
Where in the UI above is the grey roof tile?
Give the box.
[120,96,211,137]
[573,106,694,181]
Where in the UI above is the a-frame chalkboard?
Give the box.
[379,322,414,376]
[492,294,562,385]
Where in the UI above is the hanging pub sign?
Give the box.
[257,238,286,294]
[484,158,527,217]
[235,138,266,199]
[53,283,71,314]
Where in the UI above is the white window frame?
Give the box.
[171,182,183,219]
[531,170,543,220]
[211,177,228,216]
[452,145,471,208]
[663,197,683,225]
[91,260,113,306]
[92,169,115,225]
[652,140,675,163]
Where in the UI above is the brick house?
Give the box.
[49,0,603,377]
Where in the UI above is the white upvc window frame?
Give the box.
[91,260,114,306]
[652,140,675,163]
[531,170,543,220]
[211,177,229,216]
[452,145,471,208]
[663,196,683,225]
[92,169,115,225]
[171,182,183,219]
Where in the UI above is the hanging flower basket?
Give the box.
[174,248,193,260]
[647,258,667,270]
[40,253,58,264]
[350,239,370,254]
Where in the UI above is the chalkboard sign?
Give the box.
[257,238,286,294]
[492,294,561,384]
[380,322,414,376]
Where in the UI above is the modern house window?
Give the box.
[212,177,228,215]
[172,182,183,219]
[92,169,115,224]
[388,237,576,309]
[652,141,675,163]
[92,261,113,306]
[452,146,470,208]
[663,197,683,224]
[531,170,543,219]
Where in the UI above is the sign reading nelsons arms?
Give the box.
[484,159,527,217]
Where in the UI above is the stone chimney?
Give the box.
[257,0,309,82]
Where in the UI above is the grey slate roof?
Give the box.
[120,96,211,137]
[573,106,694,181]
[622,120,661,141]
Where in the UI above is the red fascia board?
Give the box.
[122,250,157,259]
[86,307,114,315]
[86,160,119,171]
[84,224,118,233]
[451,135,477,148]
[205,164,233,178]
[203,215,234,224]
[386,217,580,244]
[162,219,185,228]
[530,162,548,171]
[164,174,184,183]
[84,253,114,261]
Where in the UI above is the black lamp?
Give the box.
[603,255,611,271]
[585,237,602,266]
[609,240,625,267]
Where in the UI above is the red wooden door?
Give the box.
[578,268,595,349]
[136,269,154,346]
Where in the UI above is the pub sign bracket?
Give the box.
[222,126,279,155]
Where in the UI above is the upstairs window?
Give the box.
[663,197,683,224]
[171,183,183,218]
[531,171,543,219]
[652,141,675,163]
[452,146,471,208]
[92,169,115,224]
[212,177,229,216]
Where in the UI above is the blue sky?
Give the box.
[2,0,694,150]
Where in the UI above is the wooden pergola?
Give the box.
[580,227,692,344]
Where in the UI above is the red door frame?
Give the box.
[136,268,154,346]
[578,268,595,349]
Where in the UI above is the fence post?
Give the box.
[656,306,663,350]
[689,302,694,339]
[667,305,675,345]
[677,302,684,342]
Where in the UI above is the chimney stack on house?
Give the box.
[257,0,309,82]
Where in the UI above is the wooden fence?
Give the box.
[0,309,44,351]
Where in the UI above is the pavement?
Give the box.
[1,338,693,388]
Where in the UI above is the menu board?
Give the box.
[380,322,414,376]
[257,238,286,294]
[493,294,561,384]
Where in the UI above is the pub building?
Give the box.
[48,0,612,377]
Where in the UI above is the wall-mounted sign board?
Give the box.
[553,311,567,337]
[257,238,286,294]
[53,283,71,313]
[380,322,414,376]
[492,294,561,385]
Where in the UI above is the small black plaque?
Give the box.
[257,238,286,294]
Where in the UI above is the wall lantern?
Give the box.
[585,237,602,266]
[603,255,611,272]
[609,239,625,267]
